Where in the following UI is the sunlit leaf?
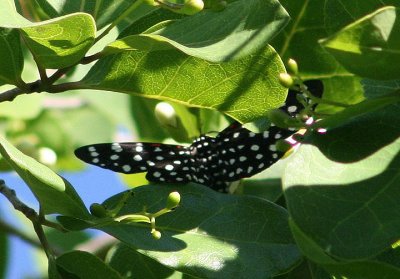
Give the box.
[20,13,96,69]
[80,47,287,123]
[320,6,400,80]
[0,136,88,217]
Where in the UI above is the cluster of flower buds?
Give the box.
[90,191,181,239]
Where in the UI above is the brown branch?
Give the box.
[0,87,26,102]
[0,180,66,232]
[0,180,66,258]
[0,180,37,219]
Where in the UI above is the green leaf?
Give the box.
[273,259,314,279]
[0,28,24,86]
[46,229,91,252]
[311,99,400,162]
[284,129,400,259]
[107,243,191,279]
[34,0,156,31]
[81,47,287,123]
[129,96,168,141]
[0,136,88,217]
[315,76,365,115]
[320,6,400,80]
[362,79,400,98]
[0,222,8,279]
[92,184,300,278]
[271,0,347,78]
[48,257,62,279]
[289,220,336,265]
[241,158,288,201]
[324,0,400,34]
[56,215,94,231]
[56,251,122,279]
[270,1,362,110]
[20,13,96,69]
[377,246,400,268]
[323,260,400,279]
[104,0,290,62]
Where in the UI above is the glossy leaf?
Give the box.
[291,222,400,279]
[271,0,346,77]
[0,28,24,86]
[56,251,122,279]
[46,229,91,252]
[270,0,365,113]
[0,136,88,217]
[315,76,364,114]
[20,13,96,69]
[59,184,301,278]
[320,6,400,80]
[324,260,400,279]
[106,243,190,278]
[0,222,8,279]
[241,157,288,201]
[362,79,400,98]
[104,0,290,62]
[106,185,300,278]
[324,0,400,34]
[311,99,400,162]
[33,0,155,31]
[284,107,400,259]
[81,47,287,123]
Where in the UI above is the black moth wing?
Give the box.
[144,145,194,184]
[215,122,294,182]
[74,142,190,178]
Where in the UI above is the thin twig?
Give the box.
[0,180,66,258]
[0,180,66,232]
[0,218,42,249]
[0,80,44,102]
[47,53,102,85]
[47,66,73,85]
[0,180,37,219]
[0,87,26,102]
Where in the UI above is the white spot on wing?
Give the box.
[122,165,131,172]
[110,154,119,160]
[250,145,259,151]
[165,164,174,171]
[288,105,297,113]
[135,146,143,152]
